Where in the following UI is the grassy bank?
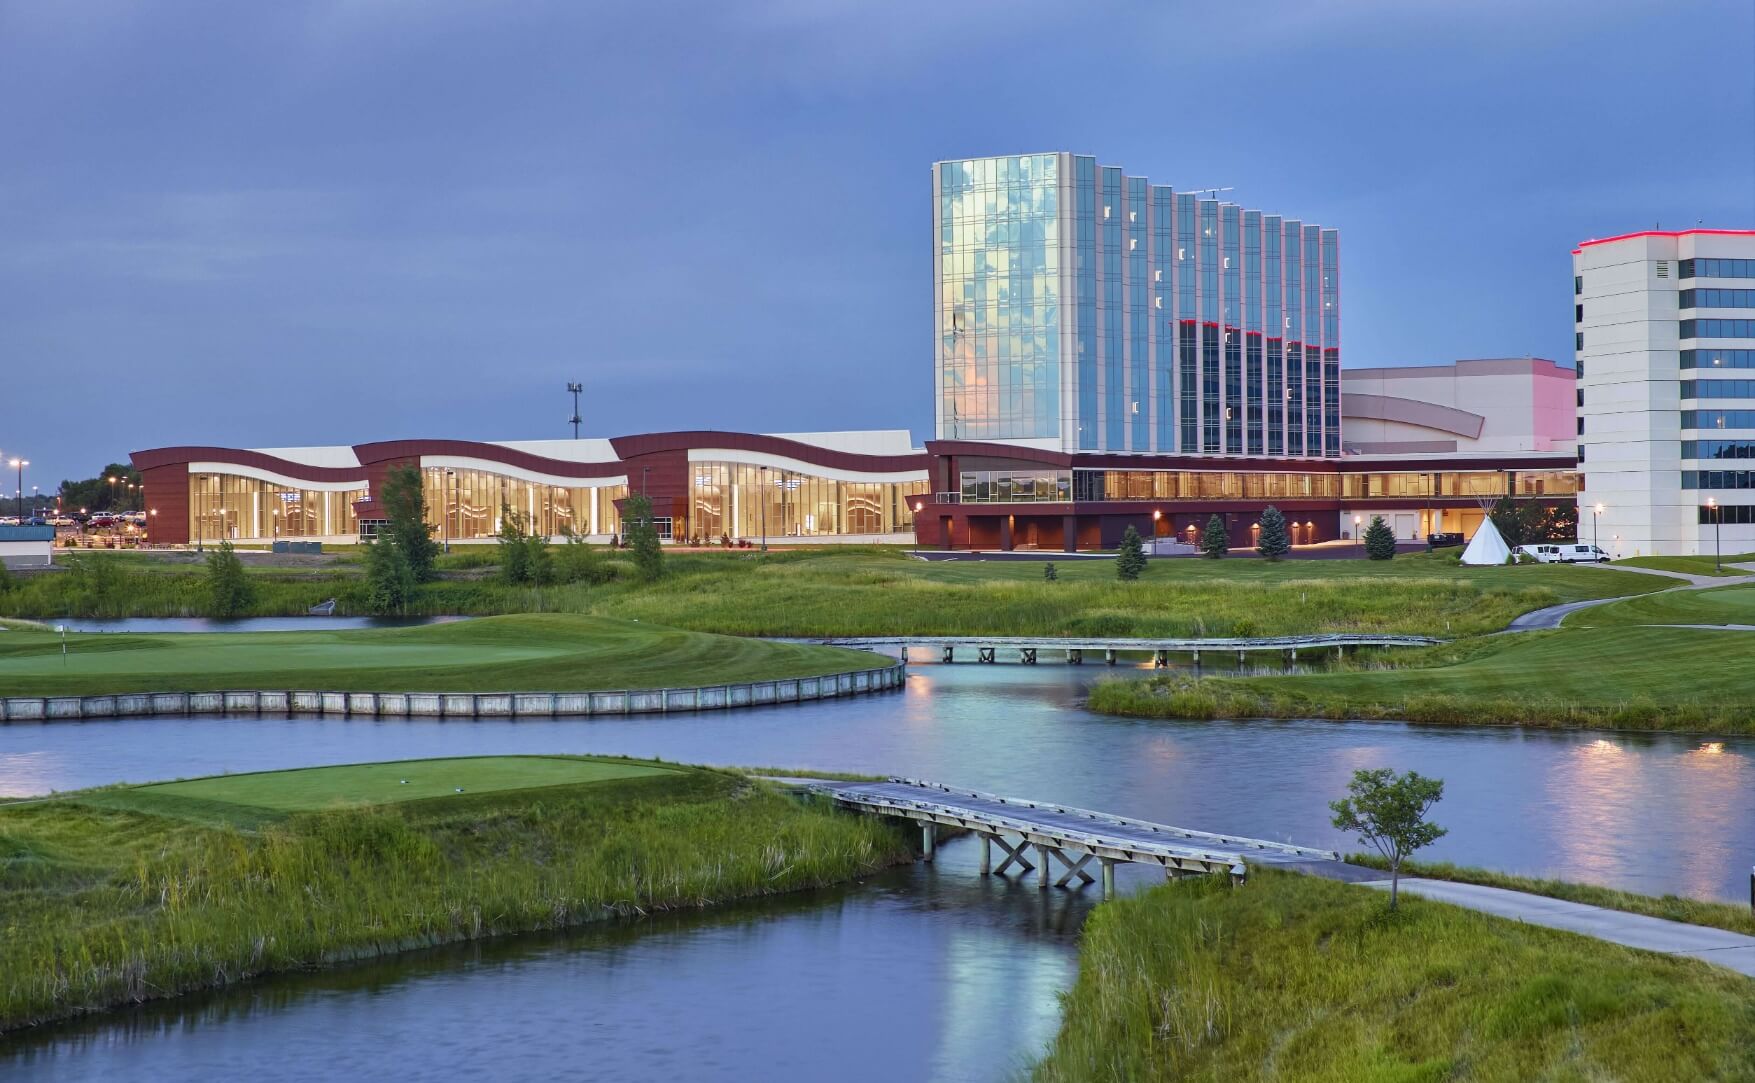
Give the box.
[0,613,886,698]
[1088,626,1755,734]
[0,548,1666,638]
[1343,855,1755,936]
[0,756,913,1032]
[1566,580,1755,627]
[1034,871,1755,1082]
[1613,553,1755,578]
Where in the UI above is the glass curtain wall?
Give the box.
[418,468,626,540]
[689,463,929,540]
[188,474,363,541]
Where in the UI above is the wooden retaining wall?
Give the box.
[0,662,907,722]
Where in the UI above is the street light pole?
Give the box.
[10,458,27,519]
[1708,497,1722,573]
[1593,502,1603,554]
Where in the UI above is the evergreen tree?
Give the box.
[363,537,415,614]
[1256,505,1291,561]
[1116,525,1146,581]
[381,464,440,582]
[1042,561,1058,582]
[496,504,532,584]
[204,539,254,617]
[624,493,664,582]
[1364,514,1397,560]
[1200,514,1229,559]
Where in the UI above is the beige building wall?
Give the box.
[1342,358,1577,455]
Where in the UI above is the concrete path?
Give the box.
[1360,877,1755,977]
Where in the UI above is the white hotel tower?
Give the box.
[1575,229,1755,557]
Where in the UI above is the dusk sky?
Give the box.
[2,1,1752,490]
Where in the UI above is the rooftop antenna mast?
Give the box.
[567,382,583,439]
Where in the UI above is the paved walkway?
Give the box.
[1359,877,1755,976]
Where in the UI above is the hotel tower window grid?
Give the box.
[935,154,1339,457]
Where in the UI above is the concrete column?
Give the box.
[1101,859,1116,901]
[980,835,992,875]
[1104,649,1117,665]
[1062,515,1078,553]
[1037,845,1051,890]
[999,515,1014,552]
[922,824,935,861]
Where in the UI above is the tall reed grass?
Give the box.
[0,771,911,1032]
[1034,870,1755,1081]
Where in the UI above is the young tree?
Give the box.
[1330,767,1447,911]
[363,536,415,614]
[1115,525,1146,581]
[1200,514,1229,559]
[496,504,532,584]
[380,464,441,582]
[1364,515,1397,560]
[1256,505,1291,561]
[1488,494,1528,548]
[623,493,664,582]
[1042,561,1058,582]
[204,539,254,617]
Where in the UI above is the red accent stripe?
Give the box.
[1574,228,1755,254]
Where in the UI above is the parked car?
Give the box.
[46,515,76,527]
[0,516,19,527]
[1426,531,1465,550]
[1518,543,1609,564]
[87,514,119,529]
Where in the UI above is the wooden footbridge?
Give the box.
[802,633,1440,668]
[788,777,1338,899]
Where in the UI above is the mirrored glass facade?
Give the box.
[934,153,1341,457]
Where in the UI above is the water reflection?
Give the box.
[0,661,1750,904]
[1,847,1087,1083]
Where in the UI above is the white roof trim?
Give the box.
[687,448,928,485]
[247,445,362,469]
[421,456,627,490]
[189,462,365,493]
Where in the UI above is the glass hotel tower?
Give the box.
[933,153,1341,457]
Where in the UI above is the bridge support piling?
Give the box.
[1192,650,1200,670]
[1052,850,1096,889]
[1037,845,1051,890]
[992,834,1035,876]
[1153,650,1168,668]
[978,647,996,664]
[980,834,991,875]
[1101,859,1116,901]
[1238,649,1246,666]
[1067,649,1082,665]
[900,645,908,663]
[943,646,954,664]
[922,825,935,861]
[1021,648,1037,665]
[1104,649,1117,665]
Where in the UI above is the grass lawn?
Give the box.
[1090,625,1755,733]
[2,547,1669,638]
[1033,871,1755,1082]
[1566,581,1755,627]
[0,757,913,1032]
[0,613,885,698]
[1613,553,1755,577]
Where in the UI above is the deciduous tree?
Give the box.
[1330,767,1447,910]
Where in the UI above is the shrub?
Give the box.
[1115,526,1146,581]
[1364,515,1397,561]
[1257,505,1291,561]
[204,540,254,617]
[1043,562,1058,582]
[553,527,615,585]
[624,495,663,582]
[1200,514,1228,559]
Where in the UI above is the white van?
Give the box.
[1518,543,1609,564]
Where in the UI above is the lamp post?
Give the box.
[10,458,27,519]
[1592,502,1603,555]
[1353,514,1362,549]
[1707,497,1722,574]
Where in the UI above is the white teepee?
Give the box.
[1459,516,1513,566]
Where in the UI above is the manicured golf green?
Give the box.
[1613,553,1755,578]
[136,756,677,813]
[0,613,884,698]
[1567,582,1755,628]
